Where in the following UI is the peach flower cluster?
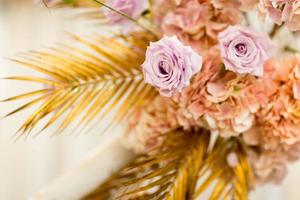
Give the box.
[125,96,179,153]
[259,0,300,31]
[154,0,244,54]
[125,0,300,188]
[128,54,300,185]
[255,55,300,150]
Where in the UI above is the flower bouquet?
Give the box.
[4,0,300,199]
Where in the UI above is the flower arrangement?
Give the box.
[4,0,300,199]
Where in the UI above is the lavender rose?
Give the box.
[104,0,147,29]
[218,26,276,77]
[142,36,202,97]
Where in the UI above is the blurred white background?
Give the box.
[0,0,300,199]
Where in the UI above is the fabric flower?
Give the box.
[104,0,147,30]
[142,35,202,97]
[259,0,300,31]
[218,26,276,77]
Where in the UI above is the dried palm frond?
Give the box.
[83,130,253,200]
[2,32,158,136]
[195,138,253,200]
[83,129,210,200]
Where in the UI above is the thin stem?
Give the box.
[284,46,299,53]
[270,24,281,38]
[93,0,159,36]
[42,0,49,8]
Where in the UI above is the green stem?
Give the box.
[93,0,159,36]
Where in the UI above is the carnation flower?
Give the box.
[248,149,288,184]
[218,26,276,77]
[173,49,260,137]
[205,105,255,137]
[160,0,243,54]
[125,97,179,154]
[246,138,300,185]
[255,55,300,149]
[259,0,300,31]
[104,0,147,31]
[142,35,202,97]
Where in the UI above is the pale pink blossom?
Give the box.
[248,149,288,184]
[227,152,239,167]
[104,0,147,31]
[218,26,276,77]
[142,36,202,97]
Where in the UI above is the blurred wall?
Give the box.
[0,0,300,200]
[0,0,108,199]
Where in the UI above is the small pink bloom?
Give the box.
[142,36,202,97]
[218,26,276,77]
[226,152,239,167]
[104,0,147,30]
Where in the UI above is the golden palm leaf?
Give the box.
[83,129,210,200]
[83,130,253,200]
[195,138,253,200]
[2,32,158,136]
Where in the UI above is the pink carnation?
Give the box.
[142,36,202,97]
[125,96,179,154]
[259,0,300,31]
[160,0,242,54]
[256,55,300,149]
[218,26,276,77]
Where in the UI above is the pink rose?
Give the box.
[142,36,202,97]
[104,0,147,29]
[218,26,276,77]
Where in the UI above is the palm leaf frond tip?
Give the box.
[2,32,158,136]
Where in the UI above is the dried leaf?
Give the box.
[3,32,158,136]
[83,129,211,200]
[83,131,253,200]
[195,138,253,200]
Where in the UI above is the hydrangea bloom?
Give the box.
[259,0,300,31]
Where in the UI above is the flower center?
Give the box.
[235,43,247,55]
[159,61,168,75]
